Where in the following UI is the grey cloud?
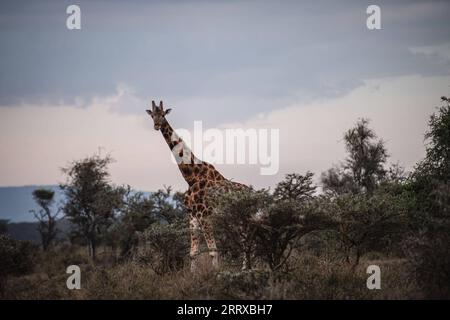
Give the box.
[0,0,449,124]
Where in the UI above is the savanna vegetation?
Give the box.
[1,96,449,299]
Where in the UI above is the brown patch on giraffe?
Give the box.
[194,193,202,202]
[182,165,192,176]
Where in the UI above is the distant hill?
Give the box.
[0,185,153,242]
[0,185,63,223]
[6,218,72,244]
[0,185,152,223]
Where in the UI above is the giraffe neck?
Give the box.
[159,119,203,185]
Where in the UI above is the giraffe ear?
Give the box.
[164,108,172,115]
[146,109,153,116]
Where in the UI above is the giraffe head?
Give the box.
[146,100,172,130]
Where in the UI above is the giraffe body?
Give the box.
[146,101,248,271]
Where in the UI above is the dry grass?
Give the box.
[2,246,423,299]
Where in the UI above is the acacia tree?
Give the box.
[60,154,126,260]
[325,191,406,270]
[257,172,324,271]
[255,200,331,271]
[321,119,388,195]
[273,172,316,202]
[320,119,406,269]
[30,188,59,251]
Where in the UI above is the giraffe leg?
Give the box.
[241,241,251,271]
[200,218,219,269]
[239,227,251,270]
[189,216,201,272]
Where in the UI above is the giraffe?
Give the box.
[146,100,248,272]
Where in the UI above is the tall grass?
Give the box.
[2,245,423,299]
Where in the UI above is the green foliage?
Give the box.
[273,172,315,202]
[321,165,359,195]
[318,118,410,270]
[256,201,302,271]
[404,226,450,299]
[321,118,388,195]
[114,192,157,258]
[151,186,185,223]
[0,234,35,294]
[137,218,189,275]
[258,172,330,271]
[211,187,271,269]
[127,186,189,274]
[60,154,127,260]
[406,96,450,298]
[344,119,388,193]
[323,190,407,269]
[423,96,450,179]
[256,199,333,271]
[212,176,330,272]
[411,96,450,214]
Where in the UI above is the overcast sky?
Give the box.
[1,0,450,191]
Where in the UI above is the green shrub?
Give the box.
[0,234,36,295]
[136,219,189,275]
